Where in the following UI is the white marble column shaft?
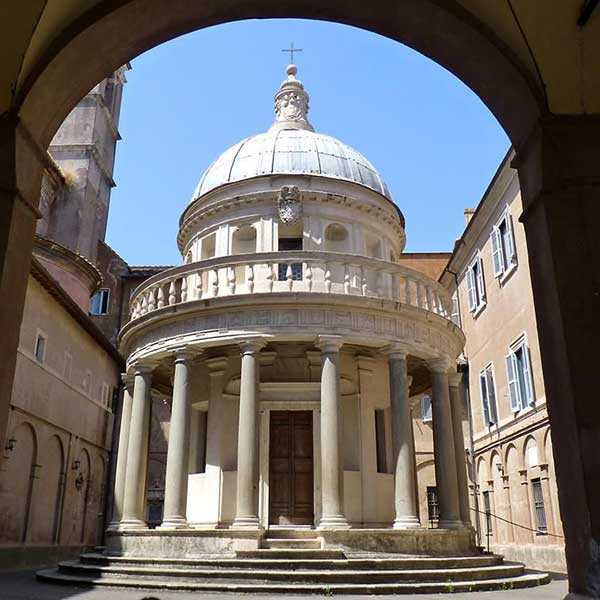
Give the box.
[161,350,195,529]
[120,364,153,529]
[108,374,134,530]
[318,335,349,528]
[429,358,463,529]
[448,372,472,527]
[389,350,420,528]
[232,339,264,528]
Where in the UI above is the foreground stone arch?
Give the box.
[0,1,599,594]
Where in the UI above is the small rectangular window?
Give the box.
[90,288,110,315]
[427,486,439,523]
[479,364,498,427]
[482,490,493,534]
[35,333,46,363]
[421,396,432,422]
[466,254,486,313]
[491,209,517,279]
[506,337,534,411]
[532,479,548,533]
[374,409,388,474]
[278,237,303,281]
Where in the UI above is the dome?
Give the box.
[192,129,391,200]
[191,64,392,202]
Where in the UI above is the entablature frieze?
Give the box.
[120,297,464,372]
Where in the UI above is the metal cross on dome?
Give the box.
[281,42,303,64]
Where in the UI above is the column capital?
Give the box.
[172,347,200,364]
[239,337,266,355]
[385,343,410,361]
[121,372,134,392]
[316,334,344,353]
[132,360,157,376]
[427,356,454,374]
[448,371,463,388]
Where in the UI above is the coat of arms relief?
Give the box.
[278,185,302,224]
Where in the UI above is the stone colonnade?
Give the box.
[110,340,470,531]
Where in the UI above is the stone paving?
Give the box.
[0,569,568,600]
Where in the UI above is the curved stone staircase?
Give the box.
[37,530,550,594]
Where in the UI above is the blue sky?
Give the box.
[106,19,509,266]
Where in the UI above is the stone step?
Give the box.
[261,537,322,549]
[236,548,344,559]
[264,527,319,539]
[36,568,551,594]
[79,552,504,571]
[55,560,526,583]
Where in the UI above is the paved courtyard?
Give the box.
[0,569,568,600]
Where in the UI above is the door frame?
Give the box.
[258,382,321,528]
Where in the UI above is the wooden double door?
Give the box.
[269,411,314,525]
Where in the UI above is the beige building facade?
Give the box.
[441,151,565,573]
[0,252,121,568]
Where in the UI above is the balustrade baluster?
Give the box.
[361,266,367,296]
[181,277,188,302]
[376,270,383,297]
[391,272,400,301]
[286,264,293,291]
[195,272,203,299]
[141,295,148,315]
[404,276,412,305]
[325,263,332,293]
[157,285,165,308]
[228,267,236,295]
[247,264,254,293]
[147,288,155,311]
[167,281,175,305]
[425,285,433,311]
[267,263,274,292]
[344,264,351,294]
[416,282,423,308]
[305,263,312,292]
[211,268,219,297]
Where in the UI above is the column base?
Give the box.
[116,518,148,531]
[318,515,350,529]
[106,520,120,532]
[393,516,422,529]
[159,516,189,530]
[438,518,465,530]
[231,515,261,529]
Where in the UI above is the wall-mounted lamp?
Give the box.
[71,459,81,471]
[4,437,16,452]
[495,462,505,477]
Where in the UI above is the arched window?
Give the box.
[231,224,257,254]
[324,223,350,253]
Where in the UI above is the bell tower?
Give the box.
[37,65,129,262]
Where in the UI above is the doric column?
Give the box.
[388,346,420,528]
[232,338,265,528]
[160,350,196,529]
[448,372,471,527]
[120,362,153,529]
[317,335,348,528]
[428,358,463,529]
[107,373,134,530]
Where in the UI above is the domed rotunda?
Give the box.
[43,65,545,594]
